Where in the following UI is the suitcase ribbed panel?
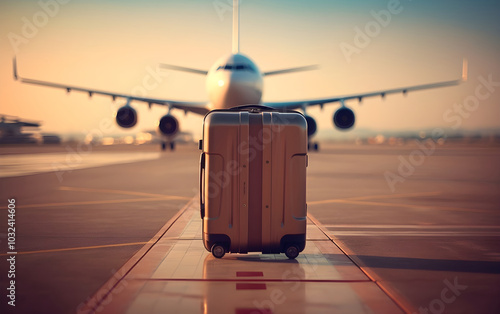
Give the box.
[237,112,250,253]
[261,112,273,253]
[247,113,263,251]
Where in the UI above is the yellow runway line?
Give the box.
[347,191,442,201]
[308,191,487,213]
[59,186,191,199]
[16,196,188,209]
[0,241,149,256]
[344,199,489,213]
[308,191,441,205]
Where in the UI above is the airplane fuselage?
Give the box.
[206,53,263,110]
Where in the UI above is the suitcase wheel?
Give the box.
[211,243,226,258]
[285,245,300,259]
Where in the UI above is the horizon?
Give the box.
[1,0,499,140]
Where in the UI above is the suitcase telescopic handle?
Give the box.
[228,105,276,112]
[226,105,301,114]
[199,152,205,219]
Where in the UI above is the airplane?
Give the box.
[0,114,41,144]
[13,0,467,151]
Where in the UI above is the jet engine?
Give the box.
[333,107,355,130]
[304,115,317,138]
[115,106,137,128]
[158,114,179,137]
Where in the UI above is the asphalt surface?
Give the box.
[1,141,499,313]
[307,142,500,313]
[0,144,200,314]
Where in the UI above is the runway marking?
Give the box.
[4,186,193,209]
[132,278,371,283]
[236,283,267,290]
[341,200,490,213]
[82,198,195,314]
[17,196,190,209]
[323,224,500,237]
[308,191,441,205]
[307,212,410,313]
[347,191,443,201]
[323,231,500,237]
[236,271,264,277]
[308,191,489,213]
[59,186,183,199]
[322,224,500,229]
[0,241,149,256]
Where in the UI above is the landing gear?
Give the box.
[285,244,299,259]
[211,243,226,258]
[308,141,319,152]
[161,141,176,151]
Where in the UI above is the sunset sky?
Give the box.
[1,0,499,138]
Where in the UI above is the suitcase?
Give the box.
[199,105,308,259]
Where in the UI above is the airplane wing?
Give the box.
[13,58,210,116]
[159,63,208,75]
[263,65,319,76]
[264,59,468,110]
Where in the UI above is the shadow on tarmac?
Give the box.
[356,255,500,274]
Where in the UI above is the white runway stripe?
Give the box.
[0,152,160,177]
[325,225,500,237]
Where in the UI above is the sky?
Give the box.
[1,0,499,139]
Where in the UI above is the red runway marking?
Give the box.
[236,283,267,290]
[234,309,273,314]
[235,308,273,314]
[236,271,264,277]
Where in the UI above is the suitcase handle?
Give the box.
[199,152,205,219]
[228,105,277,112]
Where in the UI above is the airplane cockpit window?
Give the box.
[216,64,256,72]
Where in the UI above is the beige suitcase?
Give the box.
[199,106,308,259]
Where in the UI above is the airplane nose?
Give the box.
[208,70,263,108]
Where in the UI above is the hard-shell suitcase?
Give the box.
[199,105,308,259]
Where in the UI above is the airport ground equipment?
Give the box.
[199,105,308,259]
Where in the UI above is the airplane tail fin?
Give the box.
[232,0,239,54]
[462,58,468,82]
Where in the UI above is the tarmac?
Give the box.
[0,141,499,313]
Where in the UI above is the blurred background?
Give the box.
[1,0,499,145]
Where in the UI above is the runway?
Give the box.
[0,142,499,313]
